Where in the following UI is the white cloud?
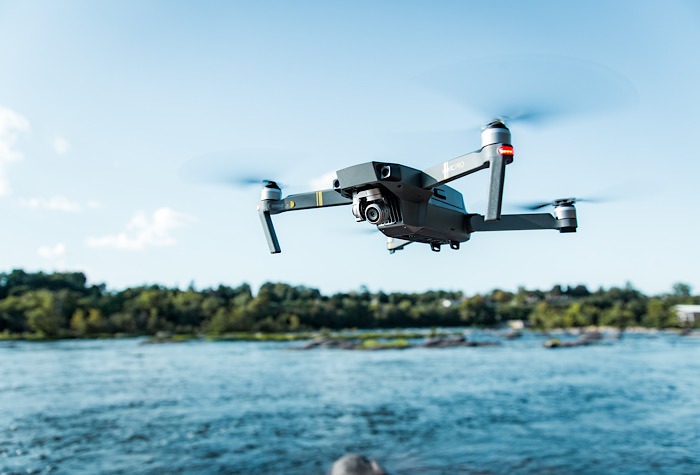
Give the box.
[308,171,337,190]
[0,106,30,196]
[51,135,70,155]
[20,195,83,212]
[38,242,67,261]
[86,207,196,251]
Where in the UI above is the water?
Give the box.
[1,331,700,474]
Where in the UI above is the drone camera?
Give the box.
[352,187,397,225]
[365,202,390,224]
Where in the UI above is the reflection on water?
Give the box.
[1,331,699,474]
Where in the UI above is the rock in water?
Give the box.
[329,454,388,475]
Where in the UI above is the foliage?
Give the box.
[0,270,696,338]
[357,338,410,350]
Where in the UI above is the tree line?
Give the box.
[0,270,697,338]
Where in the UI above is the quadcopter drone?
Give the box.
[257,120,578,254]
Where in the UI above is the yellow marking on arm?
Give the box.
[316,191,323,207]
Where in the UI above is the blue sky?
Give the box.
[1,0,698,295]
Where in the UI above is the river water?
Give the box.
[1,331,699,474]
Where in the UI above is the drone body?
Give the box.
[257,120,577,254]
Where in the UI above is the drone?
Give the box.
[257,119,578,254]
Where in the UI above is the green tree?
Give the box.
[70,308,88,335]
[459,295,495,326]
[207,308,232,334]
[0,295,29,332]
[25,290,64,337]
[672,282,692,298]
[599,302,635,329]
[87,308,106,333]
[172,290,204,330]
[1,269,695,337]
[528,301,561,330]
[642,299,674,328]
[562,302,586,327]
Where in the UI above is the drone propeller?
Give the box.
[520,197,602,211]
[423,55,637,129]
[382,57,635,164]
[179,150,294,189]
[235,177,282,188]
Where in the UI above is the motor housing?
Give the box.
[554,203,577,233]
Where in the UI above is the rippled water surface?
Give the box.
[2,331,700,474]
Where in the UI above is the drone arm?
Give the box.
[422,145,513,221]
[422,150,489,188]
[258,188,352,254]
[272,189,353,213]
[486,152,507,221]
[258,205,282,254]
[468,212,576,233]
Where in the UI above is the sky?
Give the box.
[1,0,699,296]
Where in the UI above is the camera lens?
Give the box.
[365,205,381,224]
[365,204,385,224]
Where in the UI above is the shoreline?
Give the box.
[0,326,691,344]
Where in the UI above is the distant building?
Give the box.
[673,305,700,324]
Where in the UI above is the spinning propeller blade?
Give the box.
[521,197,602,211]
[179,150,295,189]
[423,55,637,129]
[383,57,635,163]
[234,177,279,187]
